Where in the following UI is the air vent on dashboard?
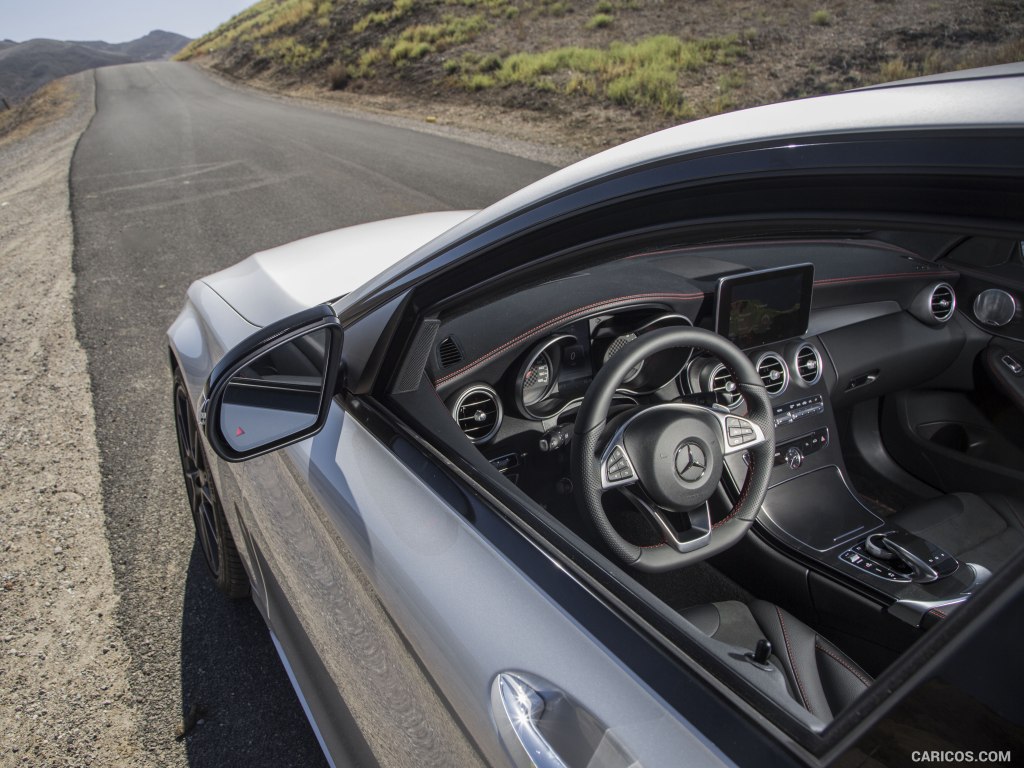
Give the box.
[795,343,822,385]
[710,364,741,407]
[929,283,956,323]
[438,336,463,368]
[912,282,957,325]
[452,385,501,444]
[756,353,789,396]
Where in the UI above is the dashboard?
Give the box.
[429,238,965,503]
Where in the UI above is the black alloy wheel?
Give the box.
[173,371,249,598]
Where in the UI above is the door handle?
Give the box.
[491,672,635,768]
[493,673,569,768]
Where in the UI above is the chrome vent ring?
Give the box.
[709,363,742,408]
[929,283,956,323]
[756,352,789,397]
[794,343,822,385]
[451,385,502,444]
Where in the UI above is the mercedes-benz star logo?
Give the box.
[675,442,707,482]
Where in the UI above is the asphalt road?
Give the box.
[70,61,554,767]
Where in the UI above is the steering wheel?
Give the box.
[571,326,775,572]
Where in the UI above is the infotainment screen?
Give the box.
[715,264,814,349]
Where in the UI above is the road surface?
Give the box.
[70,61,555,767]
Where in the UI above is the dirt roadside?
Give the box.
[0,72,151,767]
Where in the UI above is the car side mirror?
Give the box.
[201,305,343,462]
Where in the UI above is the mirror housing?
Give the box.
[202,304,343,462]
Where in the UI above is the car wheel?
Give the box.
[173,370,249,599]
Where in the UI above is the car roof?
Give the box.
[338,64,1024,314]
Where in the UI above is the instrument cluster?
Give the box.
[512,309,694,421]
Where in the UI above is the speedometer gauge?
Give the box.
[522,351,553,406]
[603,333,643,383]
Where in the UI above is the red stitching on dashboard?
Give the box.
[813,270,958,286]
[434,292,704,386]
[776,606,810,709]
[929,608,948,619]
[623,239,922,260]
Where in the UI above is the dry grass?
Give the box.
[0,79,73,146]
[451,33,746,117]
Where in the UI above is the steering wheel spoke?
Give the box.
[620,487,712,554]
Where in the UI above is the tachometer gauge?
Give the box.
[522,351,553,406]
[603,333,643,383]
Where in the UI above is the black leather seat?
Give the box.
[891,492,1024,573]
[681,600,871,722]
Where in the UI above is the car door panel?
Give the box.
[232,400,738,768]
[227,407,485,767]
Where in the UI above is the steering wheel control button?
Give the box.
[725,416,758,447]
[604,445,636,484]
[773,394,825,427]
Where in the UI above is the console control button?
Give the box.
[773,394,825,427]
[785,446,803,469]
[772,428,829,467]
[840,548,912,582]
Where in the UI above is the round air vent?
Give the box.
[794,343,822,385]
[756,352,789,397]
[451,385,502,444]
[709,363,742,408]
[929,283,956,322]
[912,282,957,325]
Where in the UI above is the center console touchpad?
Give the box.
[759,466,884,551]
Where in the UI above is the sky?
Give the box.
[1,0,256,44]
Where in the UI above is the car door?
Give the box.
[229,389,763,767]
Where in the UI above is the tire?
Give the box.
[173,369,249,599]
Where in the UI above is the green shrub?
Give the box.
[586,13,614,29]
[810,9,831,26]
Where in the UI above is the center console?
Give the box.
[721,344,989,629]
[710,264,988,637]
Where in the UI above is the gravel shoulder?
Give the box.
[0,72,151,768]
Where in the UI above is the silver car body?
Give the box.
[168,65,1024,767]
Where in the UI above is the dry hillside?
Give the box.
[179,0,1023,151]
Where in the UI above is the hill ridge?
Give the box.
[0,30,190,105]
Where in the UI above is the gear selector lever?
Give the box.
[867,531,958,583]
